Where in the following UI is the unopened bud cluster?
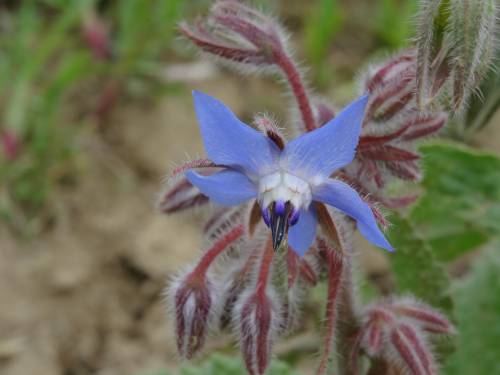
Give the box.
[351,297,455,375]
[416,0,498,112]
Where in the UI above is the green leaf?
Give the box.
[444,247,500,375]
[411,142,500,261]
[387,212,454,314]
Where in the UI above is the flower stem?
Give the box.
[336,255,362,375]
[190,224,244,282]
[256,236,275,297]
[317,248,344,375]
[273,48,316,132]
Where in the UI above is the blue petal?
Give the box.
[186,169,257,206]
[288,206,317,257]
[312,179,394,251]
[281,95,369,180]
[193,91,279,178]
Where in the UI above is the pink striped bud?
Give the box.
[169,272,218,359]
[367,72,416,121]
[360,145,419,162]
[366,50,416,91]
[167,225,245,358]
[180,1,288,71]
[234,239,281,375]
[237,289,281,375]
[400,112,447,141]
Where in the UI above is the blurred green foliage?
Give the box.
[387,142,500,368]
[0,1,93,228]
[141,354,300,375]
[372,0,418,49]
[304,0,343,86]
[444,246,500,375]
[387,141,500,310]
[412,143,500,261]
[112,0,184,79]
[0,0,184,231]
[387,212,454,314]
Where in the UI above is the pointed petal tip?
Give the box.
[385,243,395,253]
[192,89,206,101]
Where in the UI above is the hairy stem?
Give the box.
[273,48,316,132]
[335,250,361,374]
[256,236,275,297]
[190,224,244,282]
[317,248,344,375]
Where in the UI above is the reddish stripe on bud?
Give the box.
[394,304,454,334]
[358,121,413,148]
[212,14,278,51]
[363,322,383,356]
[316,239,344,375]
[401,112,447,141]
[377,194,419,209]
[385,161,422,181]
[158,159,216,213]
[238,238,278,375]
[361,145,419,162]
[366,50,416,92]
[179,22,271,65]
[390,323,436,375]
[174,280,213,359]
[173,225,245,357]
[366,72,415,122]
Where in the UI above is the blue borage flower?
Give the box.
[186,91,394,256]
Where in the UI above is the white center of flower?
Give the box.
[258,171,312,210]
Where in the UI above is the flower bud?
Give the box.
[367,71,415,121]
[351,299,453,374]
[350,50,449,206]
[388,323,437,375]
[236,289,281,375]
[415,0,498,111]
[180,0,287,72]
[448,0,498,111]
[168,272,218,359]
